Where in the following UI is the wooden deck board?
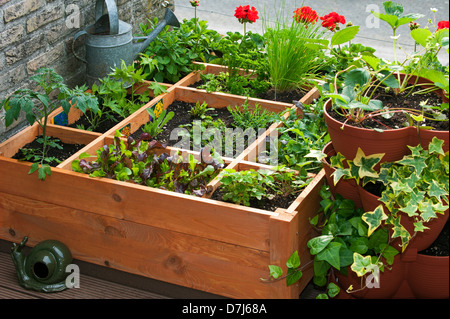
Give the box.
[0,251,169,299]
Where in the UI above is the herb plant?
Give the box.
[0,68,98,180]
[143,107,174,139]
[228,99,276,131]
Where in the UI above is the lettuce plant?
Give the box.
[73,131,224,197]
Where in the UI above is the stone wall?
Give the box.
[0,0,174,141]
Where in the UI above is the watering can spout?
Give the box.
[133,8,180,58]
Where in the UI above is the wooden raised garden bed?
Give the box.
[0,67,324,299]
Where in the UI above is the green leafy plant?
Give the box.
[188,101,215,119]
[275,96,329,173]
[219,168,274,206]
[142,106,175,139]
[228,99,276,131]
[371,1,424,63]
[261,251,304,287]
[108,60,164,117]
[0,68,97,180]
[307,185,399,293]
[262,3,328,96]
[330,137,449,251]
[72,131,224,196]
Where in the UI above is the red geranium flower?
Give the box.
[235,5,259,24]
[293,6,319,24]
[437,20,449,31]
[320,12,346,31]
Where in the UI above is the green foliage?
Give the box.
[143,108,175,139]
[138,17,221,83]
[262,251,303,287]
[188,101,214,119]
[307,185,399,291]
[262,5,328,95]
[228,99,276,131]
[0,68,97,180]
[219,169,274,206]
[72,132,224,196]
[275,95,329,173]
[329,137,449,252]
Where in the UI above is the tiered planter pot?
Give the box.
[322,142,449,299]
[0,68,325,299]
[324,74,449,163]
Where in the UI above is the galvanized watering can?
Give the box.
[72,0,180,85]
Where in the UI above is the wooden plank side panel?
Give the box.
[0,192,273,299]
[0,157,273,251]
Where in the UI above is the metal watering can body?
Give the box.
[73,0,180,86]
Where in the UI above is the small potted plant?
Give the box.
[322,1,449,162]
[323,137,449,298]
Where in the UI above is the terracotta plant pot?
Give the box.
[334,254,406,299]
[407,252,449,299]
[324,73,449,162]
[321,142,362,208]
[357,184,449,252]
[324,98,413,163]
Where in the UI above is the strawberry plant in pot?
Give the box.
[0,68,98,180]
[321,1,448,162]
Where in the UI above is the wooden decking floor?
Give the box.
[0,251,169,299]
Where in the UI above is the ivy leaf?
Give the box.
[350,252,374,277]
[419,199,437,222]
[286,251,301,269]
[307,235,334,255]
[353,148,384,179]
[428,137,445,156]
[286,268,303,286]
[362,205,388,236]
[428,180,447,202]
[396,155,427,175]
[316,242,342,270]
[268,265,283,279]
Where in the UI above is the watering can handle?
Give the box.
[72,29,87,63]
[95,0,119,35]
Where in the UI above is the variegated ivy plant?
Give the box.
[330,137,449,252]
[306,185,398,294]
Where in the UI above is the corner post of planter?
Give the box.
[268,208,301,299]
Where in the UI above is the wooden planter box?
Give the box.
[0,69,325,299]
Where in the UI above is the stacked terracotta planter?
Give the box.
[321,75,449,298]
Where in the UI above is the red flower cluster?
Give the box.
[190,0,200,7]
[234,5,259,24]
[437,20,449,31]
[293,6,319,24]
[320,12,346,31]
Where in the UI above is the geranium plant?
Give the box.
[234,5,259,34]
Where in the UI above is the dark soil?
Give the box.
[328,86,449,131]
[131,100,234,145]
[189,80,304,104]
[420,220,449,256]
[68,110,125,134]
[12,135,85,167]
[210,186,299,212]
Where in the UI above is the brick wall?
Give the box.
[0,0,175,141]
